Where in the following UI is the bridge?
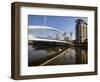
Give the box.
[28,26,73,46]
[29,37,72,45]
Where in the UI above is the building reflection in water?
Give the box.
[43,47,87,65]
[28,44,88,66]
[75,47,87,64]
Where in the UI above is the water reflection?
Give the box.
[28,45,87,66]
[44,47,87,65]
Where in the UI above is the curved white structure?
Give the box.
[29,26,63,34]
[28,25,67,43]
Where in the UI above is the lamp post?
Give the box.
[70,32,73,43]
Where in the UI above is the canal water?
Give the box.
[28,45,87,66]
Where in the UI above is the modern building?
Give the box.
[75,19,87,44]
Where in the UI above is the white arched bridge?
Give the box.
[28,26,72,46]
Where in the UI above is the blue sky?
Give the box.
[28,15,88,40]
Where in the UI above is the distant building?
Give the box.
[75,19,87,44]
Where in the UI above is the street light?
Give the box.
[70,32,73,43]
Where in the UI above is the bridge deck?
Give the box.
[29,38,72,45]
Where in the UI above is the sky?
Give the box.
[28,15,88,40]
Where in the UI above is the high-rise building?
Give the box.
[75,19,87,44]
